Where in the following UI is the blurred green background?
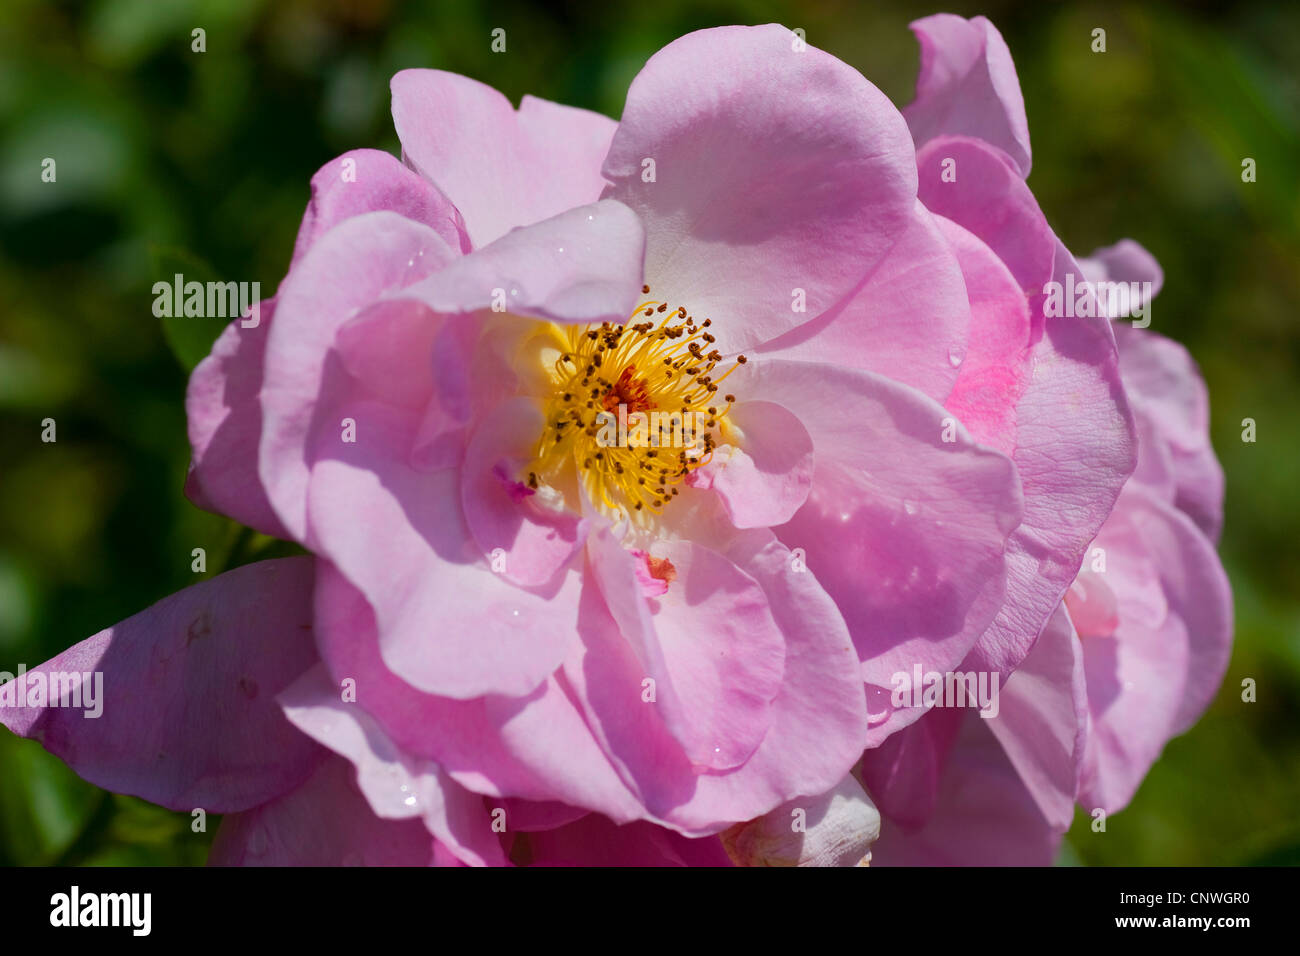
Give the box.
[0,0,1296,865]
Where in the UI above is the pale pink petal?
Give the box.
[559,559,698,816]
[1114,324,1224,540]
[870,712,1062,866]
[185,297,289,538]
[916,136,1055,295]
[258,211,459,542]
[306,445,580,698]
[397,200,645,325]
[1077,486,1232,812]
[391,71,616,248]
[905,14,1032,176]
[1077,238,1165,309]
[938,214,1032,457]
[744,358,1021,742]
[696,400,814,529]
[461,397,588,587]
[332,296,447,413]
[960,239,1137,676]
[858,706,962,828]
[1067,571,1121,638]
[751,200,970,405]
[193,153,465,540]
[985,604,1088,829]
[0,558,324,812]
[664,533,868,831]
[576,527,786,774]
[310,561,647,823]
[602,24,917,350]
[562,529,868,833]
[291,147,470,264]
[209,755,435,866]
[279,664,507,866]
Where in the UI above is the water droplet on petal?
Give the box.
[948,346,965,368]
[903,500,918,515]
[864,683,891,725]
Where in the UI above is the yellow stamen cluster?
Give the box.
[528,285,745,519]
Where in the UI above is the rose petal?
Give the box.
[397,200,645,326]
[985,604,1088,829]
[0,558,324,812]
[905,14,1032,176]
[292,148,470,264]
[602,23,917,350]
[752,201,970,405]
[391,71,616,248]
[185,297,289,538]
[699,400,814,529]
[279,664,507,866]
[259,211,459,542]
[209,755,436,866]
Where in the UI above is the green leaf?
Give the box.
[0,732,102,865]
[148,244,231,372]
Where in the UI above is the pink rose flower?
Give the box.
[870,301,1231,865]
[2,17,1180,867]
[860,16,1230,866]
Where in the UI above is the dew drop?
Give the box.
[948,346,965,368]
[864,683,891,725]
[903,500,918,515]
